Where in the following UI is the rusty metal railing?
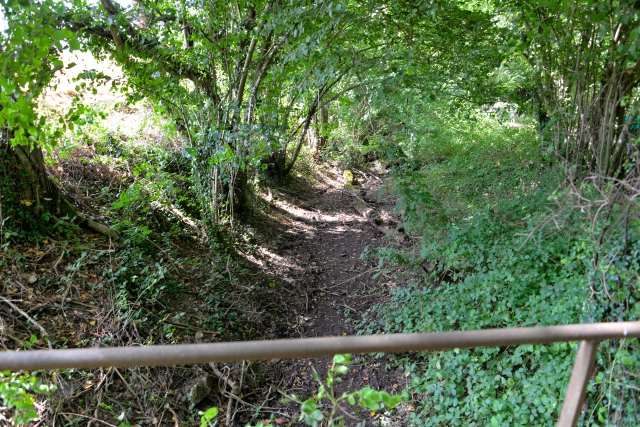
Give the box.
[1,322,639,427]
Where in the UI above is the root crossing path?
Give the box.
[252,165,406,424]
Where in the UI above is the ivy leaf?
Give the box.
[182,147,198,159]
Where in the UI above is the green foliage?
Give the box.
[0,0,86,149]
[102,136,199,232]
[363,210,580,425]
[393,171,441,234]
[67,0,387,218]
[93,136,206,322]
[409,115,543,206]
[364,201,640,425]
[3,1,638,424]
[360,106,640,426]
[0,371,57,426]
[105,220,171,321]
[282,354,401,427]
[496,0,640,176]
[199,407,219,427]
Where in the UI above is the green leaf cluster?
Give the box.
[0,371,57,426]
[283,354,402,427]
[1,0,84,149]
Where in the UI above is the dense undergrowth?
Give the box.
[2,87,638,426]
[2,101,638,427]
[0,113,292,425]
[357,109,640,426]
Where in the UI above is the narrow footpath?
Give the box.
[249,163,408,425]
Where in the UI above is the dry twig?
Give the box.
[315,268,376,291]
[60,413,117,427]
[210,362,239,426]
[165,404,179,427]
[0,296,52,349]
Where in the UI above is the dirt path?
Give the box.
[248,163,406,426]
[0,157,404,427]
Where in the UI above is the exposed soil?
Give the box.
[242,163,409,426]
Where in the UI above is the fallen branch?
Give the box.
[52,243,68,275]
[80,219,120,240]
[0,297,52,349]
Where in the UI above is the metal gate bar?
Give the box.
[557,340,600,427]
[1,321,638,427]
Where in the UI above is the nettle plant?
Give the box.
[282,354,402,427]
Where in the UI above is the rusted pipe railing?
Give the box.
[557,340,599,427]
[1,321,638,427]
[1,322,637,371]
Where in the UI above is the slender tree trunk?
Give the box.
[306,114,320,154]
[307,105,330,158]
[317,104,329,154]
[233,168,249,214]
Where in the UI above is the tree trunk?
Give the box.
[265,150,287,178]
[1,140,118,238]
[317,104,329,154]
[307,105,330,158]
[306,115,320,155]
[1,141,76,225]
[233,168,249,214]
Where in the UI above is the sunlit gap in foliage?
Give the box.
[241,245,304,273]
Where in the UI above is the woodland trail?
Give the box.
[250,164,407,425]
[0,159,407,427]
